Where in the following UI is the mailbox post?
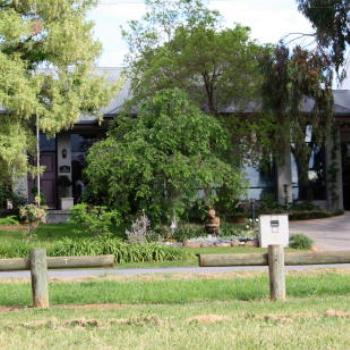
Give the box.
[258,214,289,248]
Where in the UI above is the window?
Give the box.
[292,143,326,201]
[40,134,56,152]
[242,160,276,200]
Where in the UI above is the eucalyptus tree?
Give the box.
[123,0,267,115]
[297,0,350,75]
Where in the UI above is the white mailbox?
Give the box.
[258,214,289,248]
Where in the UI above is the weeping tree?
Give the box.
[260,44,334,200]
[0,0,116,182]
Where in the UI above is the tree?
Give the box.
[260,44,333,200]
[123,0,266,115]
[85,89,245,225]
[297,0,350,74]
[0,0,116,178]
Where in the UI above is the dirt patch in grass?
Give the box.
[58,303,126,311]
[4,315,163,331]
[324,309,350,318]
[0,225,27,232]
[187,314,231,324]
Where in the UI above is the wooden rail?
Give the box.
[0,255,115,271]
[198,250,350,267]
[199,246,350,302]
[0,249,115,308]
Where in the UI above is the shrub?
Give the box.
[289,234,314,250]
[125,211,150,243]
[19,204,46,233]
[173,223,205,242]
[69,204,121,237]
[290,201,318,211]
[219,222,240,237]
[288,210,342,221]
[85,89,245,226]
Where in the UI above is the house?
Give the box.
[11,67,350,220]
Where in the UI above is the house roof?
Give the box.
[1,67,350,123]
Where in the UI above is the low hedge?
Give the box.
[289,209,344,221]
[0,236,187,263]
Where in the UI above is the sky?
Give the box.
[87,0,350,88]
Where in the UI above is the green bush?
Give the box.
[0,236,187,263]
[69,204,121,237]
[289,210,344,221]
[289,201,318,211]
[173,224,205,242]
[219,222,240,236]
[289,234,314,250]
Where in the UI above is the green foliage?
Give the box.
[219,222,241,237]
[289,209,344,221]
[86,89,245,225]
[173,223,205,242]
[0,0,116,177]
[0,236,187,263]
[297,0,349,73]
[0,215,19,225]
[260,44,333,199]
[69,204,121,237]
[123,0,267,115]
[289,233,314,250]
[290,202,319,211]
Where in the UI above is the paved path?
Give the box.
[290,211,350,251]
[1,264,350,279]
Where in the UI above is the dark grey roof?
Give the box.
[223,90,350,116]
[301,90,350,115]
[2,67,350,121]
[77,67,132,124]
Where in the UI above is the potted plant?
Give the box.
[57,175,73,210]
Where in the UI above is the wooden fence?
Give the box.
[0,249,114,308]
[199,245,350,301]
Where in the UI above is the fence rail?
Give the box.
[198,250,350,267]
[199,246,350,301]
[0,254,114,271]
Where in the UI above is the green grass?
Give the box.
[0,270,349,306]
[1,271,350,349]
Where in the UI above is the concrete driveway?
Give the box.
[290,211,350,251]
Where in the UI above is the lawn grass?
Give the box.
[0,270,349,306]
[1,271,350,349]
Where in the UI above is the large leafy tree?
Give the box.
[0,0,115,180]
[85,89,245,225]
[123,0,266,115]
[297,0,350,74]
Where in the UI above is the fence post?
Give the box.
[268,245,286,301]
[30,248,49,308]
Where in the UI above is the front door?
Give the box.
[40,152,57,209]
[342,143,350,210]
[28,152,57,209]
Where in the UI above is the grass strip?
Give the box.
[0,270,349,306]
